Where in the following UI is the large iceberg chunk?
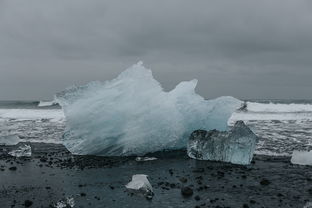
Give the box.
[56,62,241,156]
[187,121,258,165]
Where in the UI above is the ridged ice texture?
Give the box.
[187,121,258,165]
[56,62,242,156]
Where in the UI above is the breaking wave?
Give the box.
[245,101,312,113]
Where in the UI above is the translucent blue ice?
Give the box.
[187,121,258,165]
[56,62,242,156]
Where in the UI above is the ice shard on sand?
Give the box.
[187,121,258,165]
[56,62,242,156]
[8,144,32,157]
[125,174,153,199]
[291,150,312,166]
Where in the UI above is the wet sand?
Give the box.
[1,143,312,208]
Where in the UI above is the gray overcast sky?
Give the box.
[1,0,312,100]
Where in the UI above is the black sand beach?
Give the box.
[1,143,312,208]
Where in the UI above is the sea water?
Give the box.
[0,99,312,156]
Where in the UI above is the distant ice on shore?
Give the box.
[291,150,312,166]
[56,62,242,156]
[0,135,21,145]
[38,100,58,107]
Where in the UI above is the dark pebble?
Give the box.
[260,179,271,186]
[250,200,256,204]
[179,177,188,183]
[243,204,249,208]
[277,193,284,197]
[169,169,174,175]
[181,186,193,197]
[40,158,47,162]
[9,166,17,171]
[24,200,33,207]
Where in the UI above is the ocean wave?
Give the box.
[0,109,64,122]
[245,101,312,113]
[229,112,312,124]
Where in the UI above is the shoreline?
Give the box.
[1,143,311,208]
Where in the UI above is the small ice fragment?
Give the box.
[0,135,21,146]
[291,150,312,166]
[38,100,58,107]
[8,144,32,157]
[66,197,75,207]
[135,157,157,162]
[54,197,75,208]
[55,201,67,208]
[187,121,258,165]
[125,174,154,199]
[304,202,312,208]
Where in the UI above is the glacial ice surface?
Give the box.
[56,62,242,156]
[187,121,258,165]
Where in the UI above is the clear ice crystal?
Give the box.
[187,121,258,165]
[125,174,153,199]
[56,62,241,156]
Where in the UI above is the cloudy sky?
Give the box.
[0,0,312,100]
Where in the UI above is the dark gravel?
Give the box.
[1,143,312,208]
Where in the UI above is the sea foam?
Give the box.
[245,102,312,113]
